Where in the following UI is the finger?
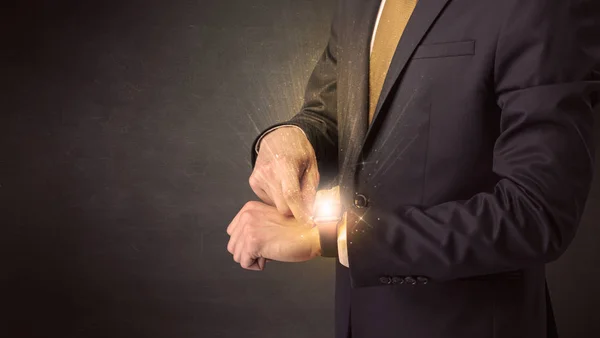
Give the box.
[233,237,243,263]
[257,257,267,270]
[244,263,262,271]
[242,257,263,271]
[301,164,320,218]
[229,230,240,261]
[228,201,263,237]
[254,186,275,206]
[240,250,259,270]
[231,222,245,263]
[227,211,243,255]
[238,216,267,270]
[227,231,235,254]
[240,235,265,271]
[233,217,255,264]
[229,207,253,259]
[251,168,290,214]
[268,180,293,216]
[227,208,243,236]
[238,227,260,268]
[249,172,275,206]
[227,228,241,256]
[281,171,311,224]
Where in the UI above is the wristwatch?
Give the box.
[311,186,343,257]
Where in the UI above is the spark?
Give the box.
[376,86,420,150]
[246,112,262,134]
[347,208,375,230]
[369,81,425,179]
[377,133,420,178]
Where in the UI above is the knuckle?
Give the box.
[243,201,258,212]
[245,222,258,234]
[248,174,260,188]
[239,210,253,224]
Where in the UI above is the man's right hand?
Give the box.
[250,127,319,224]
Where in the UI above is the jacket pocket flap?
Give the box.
[413,40,475,59]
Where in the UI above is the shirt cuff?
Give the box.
[337,212,349,267]
[254,125,308,154]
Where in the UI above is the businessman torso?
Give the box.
[250,0,597,337]
[322,0,596,337]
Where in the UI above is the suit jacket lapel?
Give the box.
[338,0,381,192]
[358,0,452,157]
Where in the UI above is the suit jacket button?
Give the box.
[392,276,404,285]
[354,194,368,208]
[379,276,392,285]
[417,276,429,285]
[404,276,417,285]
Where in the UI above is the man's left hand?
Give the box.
[226,201,321,271]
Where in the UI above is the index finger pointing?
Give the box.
[281,178,311,225]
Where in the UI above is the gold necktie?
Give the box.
[369,0,417,123]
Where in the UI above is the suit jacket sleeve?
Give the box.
[250,13,339,177]
[249,11,340,257]
[347,0,600,287]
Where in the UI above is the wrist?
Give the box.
[257,125,308,153]
[308,226,322,258]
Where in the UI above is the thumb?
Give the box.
[257,258,267,270]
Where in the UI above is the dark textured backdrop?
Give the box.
[1,1,598,337]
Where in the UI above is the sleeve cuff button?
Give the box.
[379,276,392,285]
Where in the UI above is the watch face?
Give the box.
[312,186,342,223]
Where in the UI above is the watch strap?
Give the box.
[317,220,338,257]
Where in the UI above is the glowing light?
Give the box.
[312,186,342,223]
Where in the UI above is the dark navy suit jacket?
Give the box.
[251,0,600,337]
